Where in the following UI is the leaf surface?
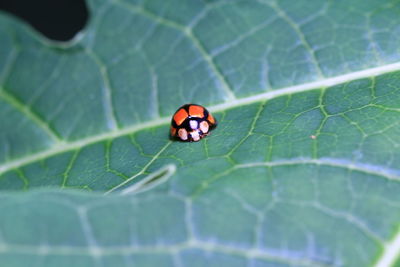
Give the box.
[0,0,400,266]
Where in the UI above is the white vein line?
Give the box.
[0,117,170,176]
[185,28,237,101]
[0,240,328,267]
[86,49,119,131]
[191,240,328,267]
[375,229,400,267]
[210,17,277,57]
[0,90,61,143]
[266,1,324,78]
[209,61,400,113]
[312,202,383,244]
[184,199,196,240]
[77,207,102,265]
[105,140,172,194]
[26,56,66,107]
[0,47,19,84]
[149,66,161,118]
[1,61,400,176]
[237,158,400,181]
[113,0,237,101]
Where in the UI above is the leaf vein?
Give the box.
[265,1,325,78]
[114,0,237,101]
[238,158,400,181]
[1,62,400,176]
[0,89,62,143]
[85,49,119,130]
[105,140,172,194]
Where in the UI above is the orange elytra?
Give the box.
[170,104,217,142]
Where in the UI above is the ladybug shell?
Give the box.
[170,104,216,142]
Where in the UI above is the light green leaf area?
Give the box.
[0,0,400,266]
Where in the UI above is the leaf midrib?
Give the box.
[1,61,400,177]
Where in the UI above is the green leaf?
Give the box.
[1,0,400,266]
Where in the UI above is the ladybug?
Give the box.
[170,104,217,142]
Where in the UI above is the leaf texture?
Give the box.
[0,0,400,266]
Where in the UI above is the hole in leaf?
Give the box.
[0,0,88,41]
